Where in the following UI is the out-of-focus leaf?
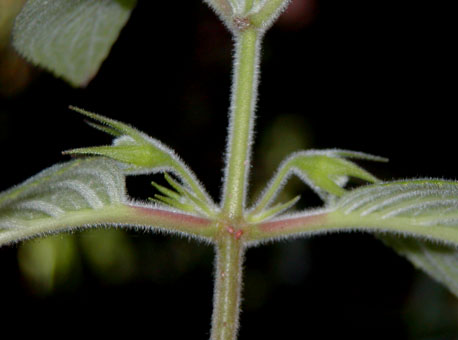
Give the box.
[0,0,27,47]
[18,234,80,295]
[80,229,136,283]
[0,0,34,96]
[12,0,137,87]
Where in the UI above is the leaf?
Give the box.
[332,179,458,297]
[64,107,176,174]
[380,236,458,297]
[249,149,385,218]
[0,0,27,48]
[12,0,137,87]
[0,157,126,245]
[251,179,458,296]
[202,0,233,29]
[246,195,299,223]
[333,179,458,245]
[289,150,384,199]
[150,174,215,217]
[0,157,216,246]
[64,107,216,209]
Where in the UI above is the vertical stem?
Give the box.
[222,28,260,219]
[244,0,254,12]
[210,235,244,340]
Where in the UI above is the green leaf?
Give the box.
[64,107,175,173]
[290,150,383,198]
[332,179,458,297]
[0,0,27,48]
[64,107,216,209]
[150,174,216,217]
[0,158,126,246]
[0,157,216,245]
[333,179,458,244]
[250,149,385,217]
[250,179,458,296]
[12,0,137,87]
[381,236,458,297]
[246,195,299,223]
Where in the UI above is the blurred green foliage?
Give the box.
[0,0,34,96]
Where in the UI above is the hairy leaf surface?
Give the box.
[333,179,458,296]
[13,0,136,86]
[0,158,126,245]
[64,107,216,209]
[251,179,458,296]
[381,236,458,296]
[249,149,385,220]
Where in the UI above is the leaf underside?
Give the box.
[12,0,137,86]
[381,235,458,296]
[334,179,458,297]
[0,158,126,245]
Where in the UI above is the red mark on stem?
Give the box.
[226,226,243,240]
[260,213,327,232]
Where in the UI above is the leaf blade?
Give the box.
[0,157,127,245]
[251,179,458,297]
[12,0,136,86]
[380,235,458,297]
[0,158,215,246]
[64,107,216,209]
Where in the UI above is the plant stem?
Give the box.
[250,0,290,28]
[222,28,260,219]
[244,0,254,13]
[210,234,244,340]
[212,25,261,340]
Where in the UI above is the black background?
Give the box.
[0,0,457,339]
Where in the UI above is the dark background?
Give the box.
[0,0,457,339]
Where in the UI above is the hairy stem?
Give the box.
[250,158,291,214]
[244,0,254,13]
[250,0,290,28]
[210,234,245,340]
[172,159,216,208]
[222,28,260,219]
[212,24,261,340]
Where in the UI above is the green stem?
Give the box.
[172,159,216,208]
[250,159,292,214]
[250,0,290,28]
[222,28,260,219]
[210,234,245,340]
[244,0,254,13]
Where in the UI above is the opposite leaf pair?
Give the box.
[1,109,457,298]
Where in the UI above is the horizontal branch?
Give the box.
[246,208,458,247]
[0,203,215,247]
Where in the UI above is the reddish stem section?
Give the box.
[259,212,328,232]
[132,205,211,226]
